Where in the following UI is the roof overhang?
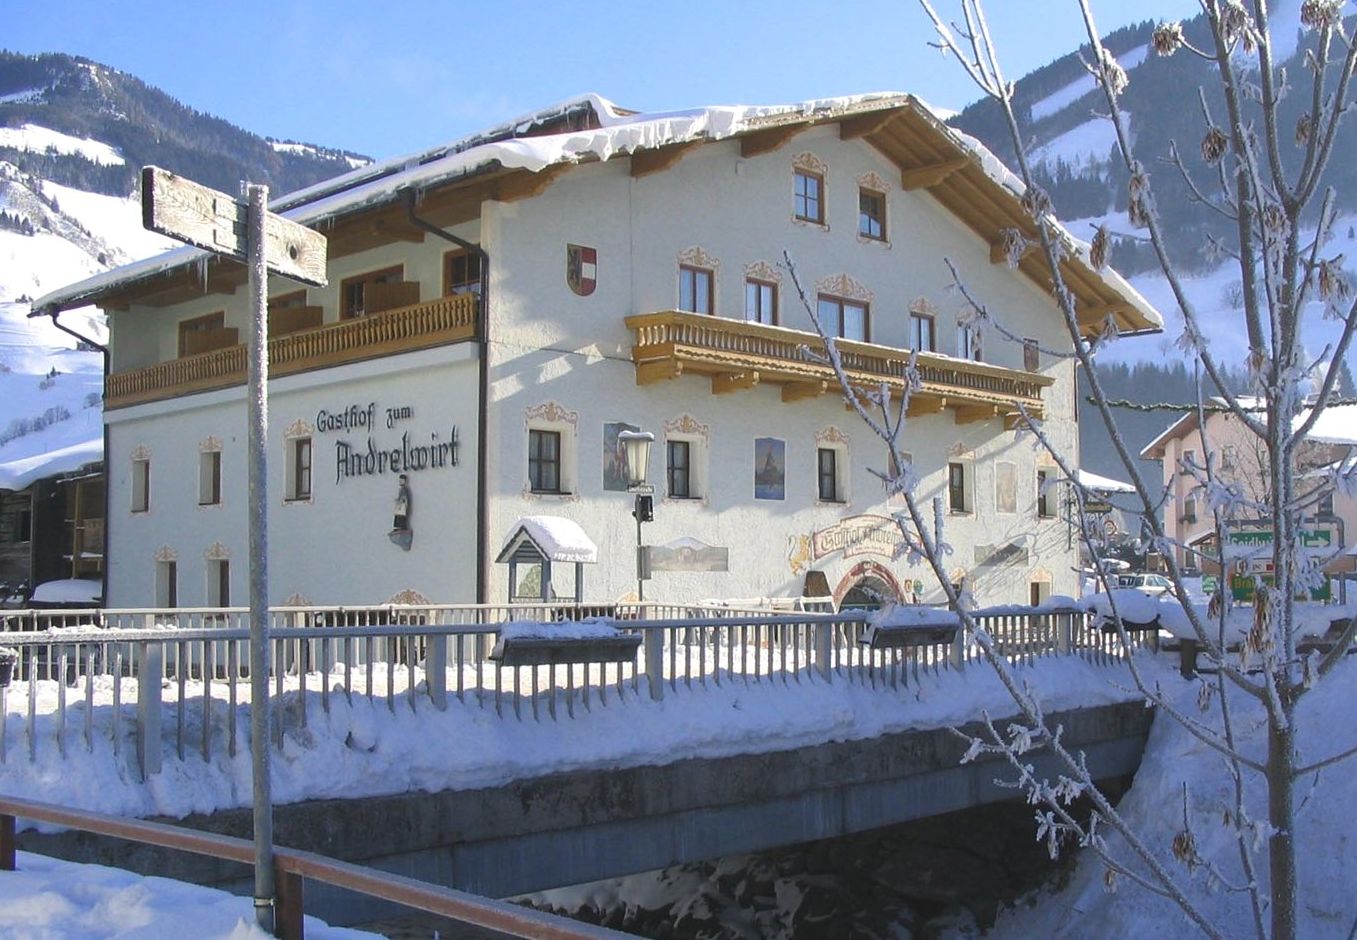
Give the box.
[34,93,1164,340]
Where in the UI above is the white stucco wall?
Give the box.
[480,129,1080,607]
[105,345,479,607]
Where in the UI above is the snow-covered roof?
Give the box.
[1076,468,1135,494]
[29,578,102,604]
[0,435,102,492]
[496,515,598,564]
[1297,401,1357,445]
[1142,399,1357,460]
[33,91,1163,336]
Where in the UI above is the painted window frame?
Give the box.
[198,449,222,507]
[286,436,313,502]
[744,278,778,325]
[340,264,404,319]
[528,428,564,494]
[679,264,714,314]
[947,461,972,514]
[794,169,825,224]
[858,187,886,240]
[817,295,869,342]
[443,248,483,297]
[177,311,225,358]
[910,312,936,352]
[131,456,150,514]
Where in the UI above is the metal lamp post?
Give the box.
[618,430,655,603]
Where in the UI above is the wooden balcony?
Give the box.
[106,294,478,410]
[624,311,1053,424]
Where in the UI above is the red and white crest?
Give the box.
[566,244,597,296]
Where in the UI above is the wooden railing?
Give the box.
[106,293,479,409]
[625,310,1052,416]
[0,794,635,940]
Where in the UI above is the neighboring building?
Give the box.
[35,94,1161,610]
[1140,400,1357,575]
[0,463,104,603]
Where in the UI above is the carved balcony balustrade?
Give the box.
[105,293,478,410]
[624,311,1053,425]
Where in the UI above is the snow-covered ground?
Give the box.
[6,851,376,940]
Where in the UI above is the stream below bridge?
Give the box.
[357,784,1127,940]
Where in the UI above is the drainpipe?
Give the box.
[404,192,492,605]
[36,308,110,607]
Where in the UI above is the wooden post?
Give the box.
[274,867,305,940]
[0,813,14,871]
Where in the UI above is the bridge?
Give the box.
[0,602,1156,927]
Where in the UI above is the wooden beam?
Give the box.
[955,404,999,425]
[712,371,760,394]
[838,112,895,141]
[905,394,947,417]
[900,156,969,191]
[636,359,683,385]
[631,140,705,178]
[781,380,827,403]
[740,126,800,158]
[495,164,570,202]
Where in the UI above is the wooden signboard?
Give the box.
[141,166,327,286]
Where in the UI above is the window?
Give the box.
[269,290,306,311]
[667,440,692,498]
[948,461,970,513]
[444,249,483,296]
[679,265,714,314]
[957,323,982,361]
[208,559,230,607]
[528,429,562,493]
[199,450,221,506]
[1182,496,1198,524]
[341,265,403,318]
[910,312,935,352]
[286,437,312,501]
[1317,489,1335,517]
[995,461,1017,514]
[1180,450,1196,476]
[745,279,777,325]
[131,457,150,513]
[1037,469,1056,518]
[794,169,824,224]
[817,447,844,502]
[818,296,868,342]
[177,311,225,358]
[1024,338,1039,372]
[858,188,886,240]
[156,560,178,608]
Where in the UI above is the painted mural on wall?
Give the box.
[754,437,785,500]
[603,421,640,491]
[647,536,729,572]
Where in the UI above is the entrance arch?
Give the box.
[834,561,904,610]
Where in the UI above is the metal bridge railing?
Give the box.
[0,602,1143,777]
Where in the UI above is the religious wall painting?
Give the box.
[603,421,640,492]
[754,437,785,500]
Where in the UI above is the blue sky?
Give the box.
[7,1,1200,159]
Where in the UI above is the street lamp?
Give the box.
[618,429,655,602]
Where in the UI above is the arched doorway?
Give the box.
[834,561,904,610]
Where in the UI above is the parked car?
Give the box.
[1115,572,1175,598]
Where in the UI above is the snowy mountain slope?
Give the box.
[0,51,367,493]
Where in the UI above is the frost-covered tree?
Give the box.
[793,3,1357,938]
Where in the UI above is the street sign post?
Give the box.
[143,166,327,935]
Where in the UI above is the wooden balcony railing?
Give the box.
[106,294,478,409]
[624,311,1053,423]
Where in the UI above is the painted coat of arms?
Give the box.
[566,244,597,296]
